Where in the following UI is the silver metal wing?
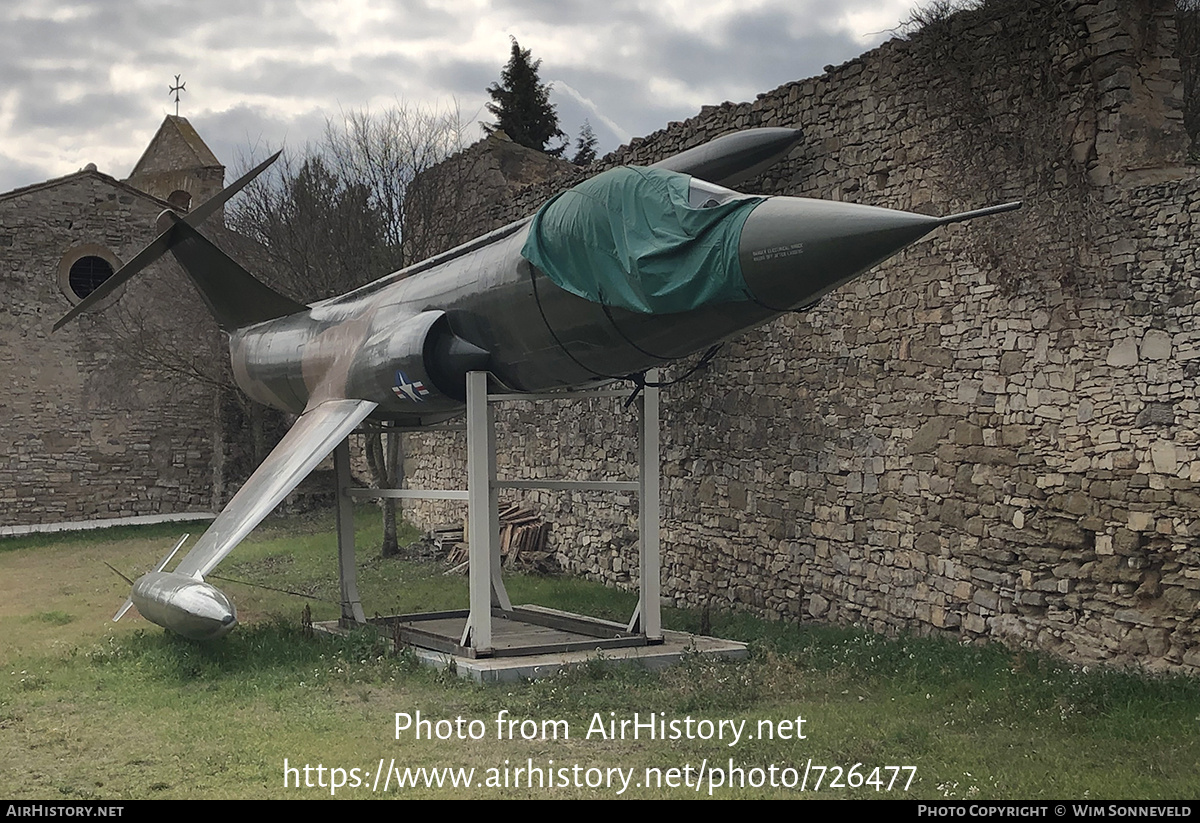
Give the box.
[172,398,378,580]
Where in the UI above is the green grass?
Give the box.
[1,509,1198,799]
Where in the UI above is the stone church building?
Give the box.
[0,116,227,530]
[0,116,566,533]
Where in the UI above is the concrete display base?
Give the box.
[316,604,748,683]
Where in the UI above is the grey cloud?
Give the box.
[411,56,498,100]
[0,15,113,65]
[718,9,875,87]
[194,104,332,170]
[547,3,891,144]
[6,2,191,54]
[2,1,334,70]
[208,58,373,101]
[15,91,145,133]
[371,0,461,38]
[341,52,433,93]
[547,64,695,139]
[0,153,55,194]
[489,0,642,27]
[1,0,909,195]
[192,15,338,51]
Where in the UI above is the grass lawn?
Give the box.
[1,508,1197,799]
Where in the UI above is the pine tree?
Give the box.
[483,38,566,155]
[571,120,598,166]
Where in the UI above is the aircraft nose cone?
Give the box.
[737,197,941,311]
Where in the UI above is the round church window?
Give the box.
[57,244,122,306]
[67,255,115,299]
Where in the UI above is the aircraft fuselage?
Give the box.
[58,126,1019,641]
[228,184,965,426]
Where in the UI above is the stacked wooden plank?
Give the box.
[429,524,465,559]
[497,504,555,573]
[439,504,557,574]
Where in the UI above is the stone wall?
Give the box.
[0,173,219,526]
[405,0,1199,672]
[1176,1,1198,151]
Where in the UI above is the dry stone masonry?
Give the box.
[405,0,1200,673]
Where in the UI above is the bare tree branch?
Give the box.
[225,101,470,555]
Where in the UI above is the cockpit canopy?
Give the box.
[521,166,765,315]
[687,177,748,209]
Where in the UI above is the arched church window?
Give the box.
[168,190,192,211]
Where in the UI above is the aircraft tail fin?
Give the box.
[103,562,134,585]
[155,212,307,331]
[113,599,136,623]
[54,150,304,333]
[153,533,191,573]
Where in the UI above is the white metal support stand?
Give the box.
[334,439,366,624]
[462,370,511,653]
[333,370,664,655]
[458,370,664,652]
[634,380,661,639]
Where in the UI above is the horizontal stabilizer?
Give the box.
[185,150,281,227]
[155,534,190,572]
[54,227,179,331]
[54,151,285,332]
[107,561,136,620]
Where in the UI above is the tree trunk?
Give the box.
[251,402,267,462]
[366,425,404,557]
[210,387,226,511]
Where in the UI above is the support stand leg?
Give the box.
[634,370,662,640]
[491,542,513,611]
[335,438,366,625]
[463,371,498,652]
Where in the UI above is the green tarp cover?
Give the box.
[521,166,764,315]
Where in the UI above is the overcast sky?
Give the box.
[0,0,919,193]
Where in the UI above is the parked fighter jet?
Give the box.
[56,127,1018,640]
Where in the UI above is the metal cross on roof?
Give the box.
[169,75,186,116]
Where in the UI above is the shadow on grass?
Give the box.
[87,618,400,685]
[701,610,1200,736]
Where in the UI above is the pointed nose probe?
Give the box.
[736,197,1021,311]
